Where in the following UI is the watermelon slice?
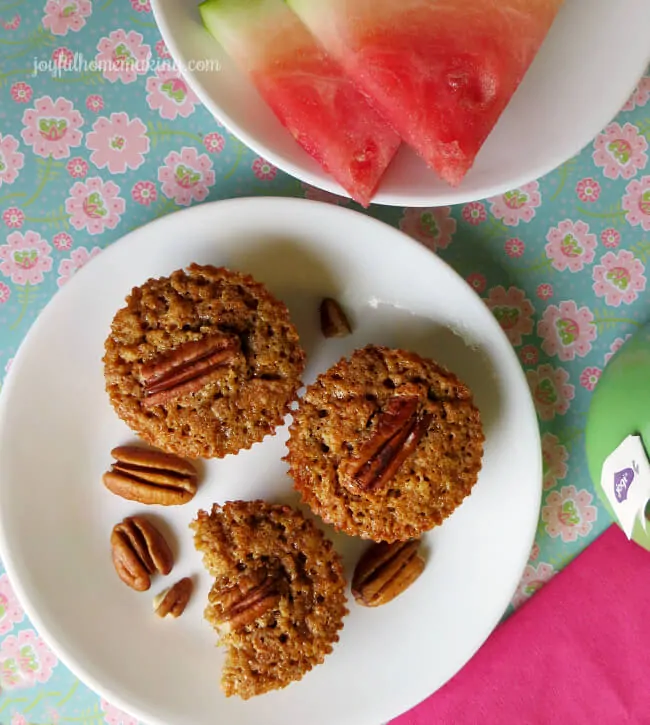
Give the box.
[199,0,401,207]
[287,0,564,186]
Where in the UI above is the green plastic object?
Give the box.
[586,323,650,550]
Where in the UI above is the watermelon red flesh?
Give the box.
[287,0,564,186]
[199,0,400,207]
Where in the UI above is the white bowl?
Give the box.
[151,0,650,207]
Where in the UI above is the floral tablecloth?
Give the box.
[0,2,648,723]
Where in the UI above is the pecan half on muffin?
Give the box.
[191,500,347,699]
[285,345,485,542]
[103,264,305,458]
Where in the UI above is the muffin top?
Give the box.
[103,264,305,459]
[191,500,347,699]
[285,345,485,542]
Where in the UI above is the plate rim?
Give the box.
[0,196,542,724]
[150,0,650,207]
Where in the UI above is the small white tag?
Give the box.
[601,435,650,539]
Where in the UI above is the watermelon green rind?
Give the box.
[199,0,401,206]
[288,0,565,187]
[199,0,301,68]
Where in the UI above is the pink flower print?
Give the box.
[96,30,151,84]
[511,562,555,610]
[484,286,534,346]
[10,82,32,104]
[0,574,24,635]
[252,157,278,182]
[0,231,52,285]
[52,46,74,69]
[592,123,648,180]
[0,629,58,689]
[203,132,225,155]
[158,147,215,206]
[129,0,151,11]
[0,282,10,304]
[592,250,646,306]
[538,301,597,361]
[86,94,104,113]
[519,344,539,366]
[541,433,568,491]
[529,542,540,562]
[545,219,597,273]
[21,96,83,160]
[504,237,525,258]
[0,134,25,187]
[542,486,597,543]
[131,180,157,206]
[57,246,102,287]
[461,201,487,225]
[42,0,91,36]
[301,183,350,206]
[399,206,456,252]
[86,113,150,174]
[601,228,621,249]
[52,231,73,251]
[466,272,486,294]
[155,39,171,59]
[623,76,650,111]
[2,13,20,30]
[604,334,632,365]
[488,181,541,226]
[46,708,61,724]
[580,366,602,391]
[622,175,650,231]
[66,156,87,178]
[537,283,553,300]
[11,714,28,725]
[100,699,139,725]
[65,177,126,235]
[146,67,198,120]
[575,177,601,203]
[3,208,24,229]
[526,364,575,421]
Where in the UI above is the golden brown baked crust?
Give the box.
[285,345,484,542]
[191,500,347,699]
[103,264,305,458]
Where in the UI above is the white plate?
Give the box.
[0,198,541,725]
[151,0,650,207]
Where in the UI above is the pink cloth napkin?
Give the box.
[391,525,650,725]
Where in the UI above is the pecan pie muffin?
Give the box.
[103,264,305,459]
[285,345,484,542]
[191,500,347,699]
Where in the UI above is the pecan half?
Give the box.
[103,445,198,506]
[320,297,352,338]
[213,572,281,633]
[352,540,425,607]
[341,395,433,491]
[153,577,193,618]
[111,516,174,591]
[140,333,239,408]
